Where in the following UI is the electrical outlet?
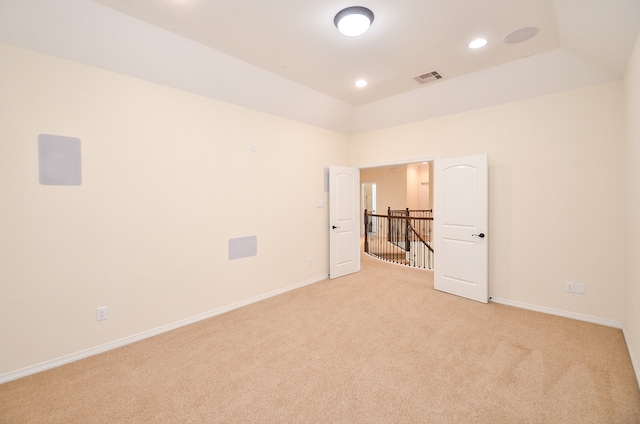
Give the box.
[96,306,108,321]
[576,283,586,294]
[307,258,313,266]
[565,281,575,293]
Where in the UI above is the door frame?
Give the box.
[361,182,377,235]
[357,157,440,170]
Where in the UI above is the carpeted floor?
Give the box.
[1,254,639,423]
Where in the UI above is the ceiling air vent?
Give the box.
[414,71,443,85]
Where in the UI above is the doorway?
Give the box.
[359,161,434,221]
[362,182,377,234]
[359,160,435,269]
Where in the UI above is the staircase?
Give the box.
[364,208,434,269]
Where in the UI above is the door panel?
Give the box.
[330,166,360,279]
[434,154,488,303]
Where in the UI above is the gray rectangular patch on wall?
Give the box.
[324,167,329,192]
[38,134,82,186]
[229,236,257,260]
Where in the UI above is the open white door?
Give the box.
[329,166,360,279]
[433,154,488,303]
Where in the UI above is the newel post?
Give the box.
[405,208,411,253]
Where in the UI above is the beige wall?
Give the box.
[350,82,627,323]
[360,163,431,214]
[625,32,640,385]
[0,44,349,376]
[359,166,408,213]
[406,163,430,210]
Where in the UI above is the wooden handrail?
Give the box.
[363,208,434,269]
[406,219,434,253]
[366,212,432,220]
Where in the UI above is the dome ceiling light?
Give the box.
[334,6,374,37]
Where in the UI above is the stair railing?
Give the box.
[364,208,434,269]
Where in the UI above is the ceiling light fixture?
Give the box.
[469,38,488,49]
[355,79,368,88]
[504,27,539,44]
[334,6,374,37]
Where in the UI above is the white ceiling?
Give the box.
[0,0,639,133]
[92,0,639,106]
[90,0,564,106]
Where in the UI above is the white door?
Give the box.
[433,154,488,303]
[330,166,360,279]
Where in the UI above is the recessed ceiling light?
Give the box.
[469,38,488,49]
[355,79,368,88]
[504,27,539,44]
[334,6,374,37]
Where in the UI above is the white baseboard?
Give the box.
[489,297,623,329]
[0,274,329,385]
[622,327,640,390]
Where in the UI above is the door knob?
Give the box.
[332,225,340,229]
[472,233,485,238]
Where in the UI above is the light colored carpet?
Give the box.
[1,254,639,423]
